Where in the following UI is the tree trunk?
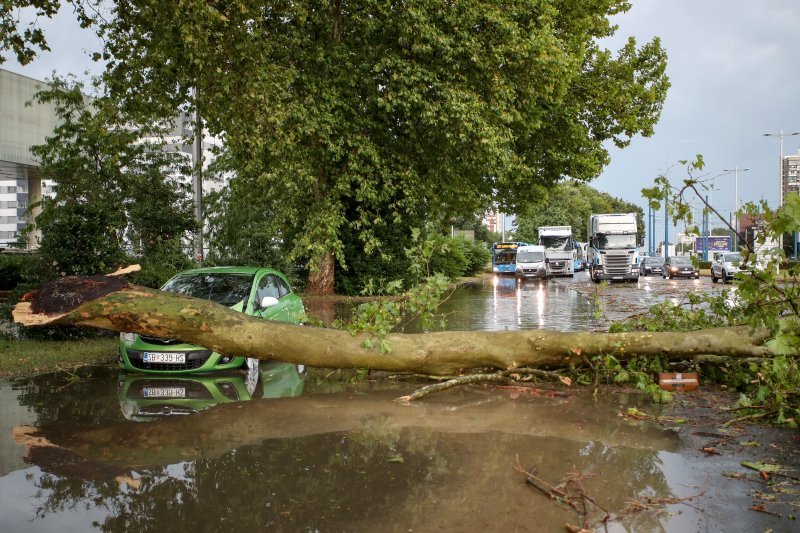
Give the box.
[305,249,336,295]
[12,276,773,376]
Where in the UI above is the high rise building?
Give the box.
[783,149,800,199]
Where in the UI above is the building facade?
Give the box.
[0,69,60,249]
[783,148,800,200]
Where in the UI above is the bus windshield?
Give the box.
[493,250,517,265]
[594,233,637,250]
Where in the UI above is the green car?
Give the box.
[118,266,304,373]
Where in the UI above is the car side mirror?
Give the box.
[259,296,280,309]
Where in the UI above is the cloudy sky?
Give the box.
[5,1,800,242]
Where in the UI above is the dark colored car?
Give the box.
[662,256,699,279]
[638,257,664,277]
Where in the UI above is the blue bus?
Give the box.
[492,242,530,274]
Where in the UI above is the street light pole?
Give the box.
[722,167,749,250]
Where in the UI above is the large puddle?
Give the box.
[0,273,789,532]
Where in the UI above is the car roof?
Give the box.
[169,266,286,277]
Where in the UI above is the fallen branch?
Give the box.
[395,372,509,402]
[13,275,776,376]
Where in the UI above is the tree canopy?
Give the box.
[4,1,669,294]
[513,181,645,244]
[27,76,196,283]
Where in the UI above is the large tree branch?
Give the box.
[13,276,773,375]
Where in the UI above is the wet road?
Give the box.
[402,269,722,332]
[1,272,794,533]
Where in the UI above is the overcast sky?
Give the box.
[5,1,800,242]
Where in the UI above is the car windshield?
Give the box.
[644,257,663,265]
[723,253,741,263]
[594,233,637,250]
[162,273,255,306]
[517,251,545,263]
[671,257,692,265]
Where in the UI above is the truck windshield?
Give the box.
[595,233,637,250]
[540,236,571,251]
[517,251,544,263]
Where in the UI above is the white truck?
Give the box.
[537,226,575,277]
[587,213,640,282]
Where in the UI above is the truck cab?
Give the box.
[587,213,640,283]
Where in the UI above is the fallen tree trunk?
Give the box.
[13,276,773,375]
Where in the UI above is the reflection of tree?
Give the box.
[25,429,674,532]
[13,366,123,430]
[18,390,684,532]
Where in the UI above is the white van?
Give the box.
[515,245,548,280]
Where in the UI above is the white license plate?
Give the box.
[143,387,186,398]
[143,352,186,364]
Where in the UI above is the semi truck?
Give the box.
[587,213,640,282]
[537,226,575,277]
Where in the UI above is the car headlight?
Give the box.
[120,332,136,342]
[670,267,679,272]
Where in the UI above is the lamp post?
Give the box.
[722,167,749,250]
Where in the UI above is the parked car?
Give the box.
[662,256,699,279]
[118,266,304,373]
[711,252,748,283]
[638,256,664,277]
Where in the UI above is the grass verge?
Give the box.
[0,337,118,377]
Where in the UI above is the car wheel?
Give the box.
[711,270,718,283]
[722,270,727,283]
[669,274,674,279]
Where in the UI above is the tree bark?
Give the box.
[12,276,774,376]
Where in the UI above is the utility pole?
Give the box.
[192,100,204,263]
[722,167,749,250]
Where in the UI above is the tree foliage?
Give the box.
[638,155,800,425]
[84,0,668,293]
[514,181,645,243]
[28,76,196,282]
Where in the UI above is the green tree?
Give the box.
[29,76,196,280]
[83,0,668,294]
[514,181,644,244]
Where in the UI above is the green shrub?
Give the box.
[0,254,29,290]
[461,239,491,276]
[428,235,468,280]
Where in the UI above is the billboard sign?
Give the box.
[695,236,731,253]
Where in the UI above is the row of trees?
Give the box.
[512,181,645,244]
[4,1,669,295]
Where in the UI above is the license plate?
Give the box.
[143,352,186,364]
[143,387,186,398]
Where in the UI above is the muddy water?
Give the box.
[0,273,766,532]
[1,365,689,532]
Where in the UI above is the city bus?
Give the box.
[491,242,530,274]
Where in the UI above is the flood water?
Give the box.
[0,272,788,532]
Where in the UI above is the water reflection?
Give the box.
[4,386,685,532]
[405,275,597,332]
[117,362,304,421]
